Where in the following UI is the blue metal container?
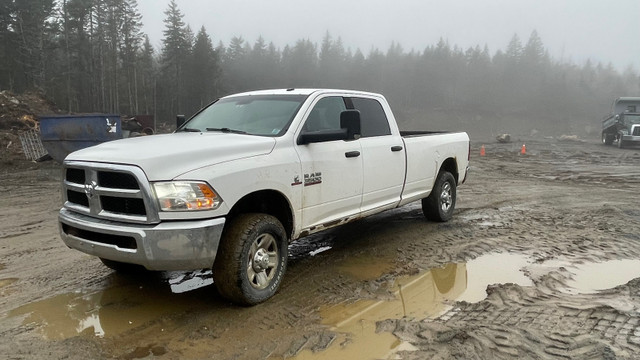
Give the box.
[39,114,122,163]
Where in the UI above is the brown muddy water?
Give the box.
[8,271,214,340]
[563,259,640,294]
[11,252,639,359]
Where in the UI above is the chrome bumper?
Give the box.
[59,208,225,271]
[621,134,640,143]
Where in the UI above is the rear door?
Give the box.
[348,96,406,215]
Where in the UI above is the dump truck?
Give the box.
[601,97,640,148]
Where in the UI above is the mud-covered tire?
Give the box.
[99,258,145,274]
[602,132,614,145]
[213,213,288,306]
[422,171,457,222]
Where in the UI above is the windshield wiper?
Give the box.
[206,127,247,134]
[180,127,201,132]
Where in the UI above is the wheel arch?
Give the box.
[438,157,459,183]
[226,190,294,240]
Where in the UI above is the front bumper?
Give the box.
[621,134,640,143]
[59,208,225,271]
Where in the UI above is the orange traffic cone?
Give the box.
[480,144,486,156]
[520,144,526,155]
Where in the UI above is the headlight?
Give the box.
[152,181,222,211]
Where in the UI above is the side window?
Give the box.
[350,97,391,137]
[302,96,346,132]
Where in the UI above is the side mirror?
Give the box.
[340,110,361,140]
[176,114,186,128]
[296,109,361,145]
[297,128,348,145]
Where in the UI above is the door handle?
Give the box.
[391,146,403,152]
[345,151,361,158]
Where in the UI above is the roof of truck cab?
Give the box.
[616,97,640,102]
[221,88,382,98]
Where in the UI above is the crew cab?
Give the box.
[58,89,470,305]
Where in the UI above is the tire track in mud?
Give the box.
[382,279,640,359]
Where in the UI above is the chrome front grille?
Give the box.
[62,162,160,224]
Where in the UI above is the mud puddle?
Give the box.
[7,270,214,340]
[295,252,640,359]
[293,253,532,359]
[563,259,640,294]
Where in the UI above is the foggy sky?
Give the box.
[137,0,640,72]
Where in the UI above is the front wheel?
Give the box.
[422,171,457,222]
[602,132,614,145]
[213,213,288,306]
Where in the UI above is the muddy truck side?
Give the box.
[601,97,640,148]
[58,89,470,305]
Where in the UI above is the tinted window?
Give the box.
[302,96,346,132]
[350,97,391,137]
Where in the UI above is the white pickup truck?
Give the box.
[58,89,470,305]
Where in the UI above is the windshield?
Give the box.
[181,94,308,136]
[623,114,640,125]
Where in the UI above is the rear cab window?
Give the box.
[348,97,391,137]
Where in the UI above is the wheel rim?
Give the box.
[247,233,279,290]
[440,181,453,213]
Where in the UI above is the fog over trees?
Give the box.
[1,0,638,135]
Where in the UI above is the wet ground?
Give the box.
[1,136,640,359]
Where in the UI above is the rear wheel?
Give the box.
[213,213,288,305]
[422,171,457,222]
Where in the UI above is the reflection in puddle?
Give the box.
[8,271,214,340]
[309,246,332,256]
[167,269,213,293]
[295,263,467,360]
[564,259,640,294]
[295,252,533,359]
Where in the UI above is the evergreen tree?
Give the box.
[119,0,143,114]
[13,0,57,91]
[137,35,156,115]
[505,34,523,63]
[0,0,17,90]
[186,26,220,112]
[160,0,191,119]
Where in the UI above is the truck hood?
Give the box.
[65,132,276,180]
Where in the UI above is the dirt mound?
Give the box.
[0,90,61,166]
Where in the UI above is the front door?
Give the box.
[294,96,363,230]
